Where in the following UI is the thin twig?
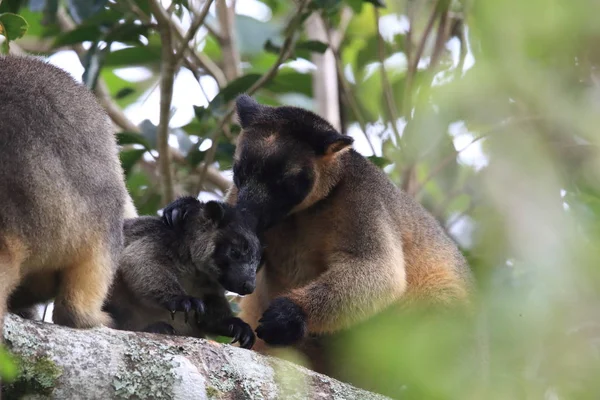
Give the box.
[374,7,402,148]
[175,0,214,61]
[204,21,221,40]
[403,0,440,118]
[150,0,177,204]
[129,1,228,87]
[170,17,228,87]
[181,58,234,142]
[216,0,241,80]
[429,7,449,67]
[454,16,467,79]
[196,0,311,189]
[329,6,353,50]
[332,52,377,154]
[400,1,449,196]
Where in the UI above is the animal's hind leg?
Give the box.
[8,270,60,320]
[0,236,26,337]
[52,236,116,329]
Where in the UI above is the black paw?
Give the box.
[255,297,307,346]
[143,322,176,335]
[163,295,205,323]
[227,317,256,349]
[162,196,199,229]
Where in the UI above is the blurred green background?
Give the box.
[1,0,600,398]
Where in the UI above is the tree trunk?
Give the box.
[306,14,342,133]
[2,315,389,399]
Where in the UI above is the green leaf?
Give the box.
[215,141,236,169]
[14,7,57,39]
[344,0,364,13]
[104,45,161,66]
[81,7,123,26]
[115,87,135,99]
[104,23,149,45]
[0,346,18,382]
[193,105,209,121]
[312,0,343,11]
[0,0,26,13]
[132,0,151,16]
[186,140,235,168]
[53,24,102,47]
[139,119,158,149]
[117,132,154,151]
[367,155,392,168]
[119,149,147,177]
[296,40,329,55]
[263,38,281,55]
[66,0,108,24]
[267,70,313,97]
[126,170,162,216]
[355,35,397,72]
[186,147,205,167]
[0,12,29,52]
[173,128,194,156]
[208,73,261,113]
[364,0,386,7]
[100,67,157,109]
[200,34,222,61]
[233,14,282,56]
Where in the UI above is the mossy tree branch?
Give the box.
[2,315,390,400]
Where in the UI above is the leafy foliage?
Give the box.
[0,346,18,382]
[0,12,28,52]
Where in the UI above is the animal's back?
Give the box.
[0,56,125,268]
[345,151,473,303]
[0,55,127,328]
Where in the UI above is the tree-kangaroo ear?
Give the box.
[236,94,263,128]
[204,201,226,225]
[162,196,200,228]
[322,133,354,155]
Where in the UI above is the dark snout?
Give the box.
[238,280,256,295]
[222,272,256,296]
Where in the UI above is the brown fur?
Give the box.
[0,55,130,329]
[225,95,474,379]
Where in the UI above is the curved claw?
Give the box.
[239,326,256,349]
[164,295,203,323]
[230,324,242,344]
[165,208,177,227]
[180,299,191,323]
[190,298,205,323]
[191,298,205,315]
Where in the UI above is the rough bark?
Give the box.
[2,315,389,400]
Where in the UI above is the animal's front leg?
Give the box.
[255,257,407,346]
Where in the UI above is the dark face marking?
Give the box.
[165,197,261,296]
[211,209,262,296]
[232,139,314,231]
[232,95,353,232]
